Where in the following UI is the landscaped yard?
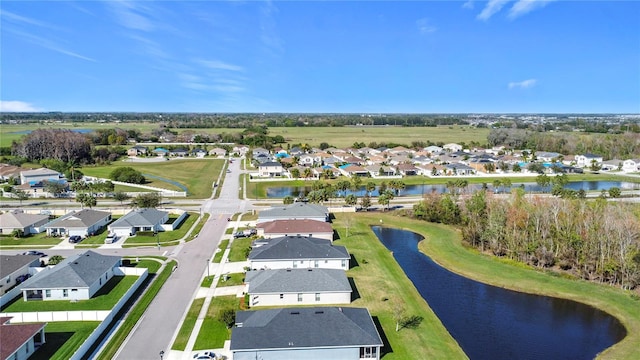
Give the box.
[172,298,205,351]
[31,321,100,360]
[216,272,244,287]
[1,276,138,312]
[193,295,238,350]
[212,239,229,263]
[0,232,63,248]
[227,237,253,262]
[80,159,224,198]
[123,212,196,245]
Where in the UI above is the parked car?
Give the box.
[105,233,118,244]
[16,274,31,284]
[233,232,247,239]
[69,235,82,243]
[22,251,46,257]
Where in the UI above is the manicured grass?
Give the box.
[193,296,237,350]
[0,232,63,248]
[239,211,258,221]
[123,212,195,245]
[123,258,163,273]
[228,237,253,262]
[269,125,489,149]
[172,298,205,351]
[96,260,176,360]
[2,276,138,312]
[217,272,244,287]
[336,212,640,360]
[80,159,224,198]
[213,239,229,263]
[187,213,210,242]
[31,321,100,360]
[331,213,466,359]
[201,276,215,288]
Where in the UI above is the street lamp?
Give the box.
[159,350,164,360]
[206,259,210,278]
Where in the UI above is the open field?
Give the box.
[333,212,640,360]
[80,159,223,198]
[268,125,489,148]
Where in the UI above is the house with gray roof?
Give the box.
[257,203,329,224]
[0,255,41,296]
[19,168,62,186]
[21,250,121,301]
[0,211,49,235]
[258,161,284,177]
[44,209,111,237]
[256,219,334,241]
[445,163,475,176]
[108,208,169,237]
[230,307,383,360]
[246,268,351,307]
[249,236,349,270]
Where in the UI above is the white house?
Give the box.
[44,209,111,237]
[622,159,640,173]
[256,219,334,241]
[245,268,352,307]
[258,161,284,177]
[208,147,227,157]
[230,307,383,360]
[0,317,47,360]
[257,203,329,224]
[443,143,463,152]
[108,208,169,237]
[0,255,41,296]
[19,168,62,186]
[248,236,349,270]
[21,251,121,301]
[575,153,603,168]
[0,212,49,235]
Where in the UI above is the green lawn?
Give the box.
[217,272,244,287]
[123,212,196,245]
[213,239,229,263]
[31,321,100,360]
[193,296,238,350]
[228,237,253,262]
[201,276,215,288]
[123,258,162,273]
[187,213,210,242]
[172,298,205,351]
[335,212,640,360]
[80,159,224,198]
[0,232,63,248]
[2,276,138,312]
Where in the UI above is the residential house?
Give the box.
[19,169,62,186]
[299,154,321,167]
[443,143,463,152]
[44,209,111,237]
[342,156,364,166]
[256,219,334,241]
[208,147,227,157]
[445,163,475,176]
[169,148,189,157]
[232,145,250,156]
[575,153,603,168]
[395,163,418,176]
[0,255,41,296]
[313,166,341,179]
[127,146,148,157]
[257,203,329,224]
[252,147,270,158]
[230,307,383,360]
[191,148,207,158]
[258,161,284,177]
[246,268,351,307]
[338,164,369,177]
[535,151,563,162]
[424,145,443,154]
[0,317,46,360]
[365,165,396,178]
[152,148,169,157]
[0,212,49,235]
[21,250,121,301]
[622,159,640,173]
[108,208,169,237]
[248,236,349,270]
[0,164,22,181]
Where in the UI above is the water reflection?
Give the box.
[371,226,625,360]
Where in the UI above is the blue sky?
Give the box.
[1,1,639,113]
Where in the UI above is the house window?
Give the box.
[72,289,78,292]
[297,293,303,302]
[63,289,68,297]
[360,347,377,358]
[315,293,320,301]
[45,290,51,298]
[341,259,347,268]
[279,294,284,299]
[314,260,319,268]
[6,276,10,284]
[293,261,297,268]
[325,260,328,263]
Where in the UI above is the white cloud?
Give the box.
[195,59,244,72]
[416,18,437,34]
[0,100,41,112]
[477,0,511,21]
[5,28,96,62]
[462,0,475,10]
[508,79,537,89]
[0,9,62,30]
[107,0,155,32]
[508,0,556,19]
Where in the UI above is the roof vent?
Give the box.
[286,269,291,272]
[307,269,313,272]
[314,311,324,314]
[73,262,79,265]
[290,311,300,315]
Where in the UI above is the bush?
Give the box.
[219,308,236,328]
[109,167,146,184]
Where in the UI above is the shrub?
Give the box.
[109,167,146,184]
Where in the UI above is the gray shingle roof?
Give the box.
[0,255,41,278]
[45,209,110,229]
[109,208,168,228]
[231,307,383,351]
[0,212,49,229]
[249,236,349,261]
[246,268,351,294]
[259,203,328,221]
[23,250,120,289]
[256,219,333,234]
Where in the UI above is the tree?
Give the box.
[219,308,236,328]
[13,188,30,205]
[536,174,551,192]
[431,166,438,176]
[110,167,146,184]
[388,180,406,196]
[302,167,313,179]
[283,195,294,204]
[76,193,97,209]
[335,180,351,197]
[345,194,357,206]
[365,181,376,196]
[350,176,363,193]
[43,180,66,198]
[483,163,496,173]
[609,187,622,198]
[590,159,602,172]
[527,162,546,174]
[131,192,162,208]
[48,255,65,265]
[360,195,372,211]
[11,229,24,238]
[290,168,300,179]
[512,163,522,172]
[113,191,131,205]
[378,190,394,211]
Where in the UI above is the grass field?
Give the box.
[80,159,224,198]
[333,212,640,360]
[216,272,244,287]
[193,295,237,350]
[212,239,229,263]
[172,297,205,351]
[227,237,253,262]
[268,125,489,148]
[31,321,100,360]
[123,212,196,245]
[0,232,63,248]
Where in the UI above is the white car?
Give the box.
[105,233,118,244]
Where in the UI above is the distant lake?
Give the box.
[9,129,94,135]
[373,226,626,360]
[266,180,639,198]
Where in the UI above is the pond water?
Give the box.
[372,226,626,360]
[266,180,639,198]
[9,129,94,135]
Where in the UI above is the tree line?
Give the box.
[412,191,640,290]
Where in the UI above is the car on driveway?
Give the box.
[69,235,83,243]
[233,232,247,239]
[105,233,118,244]
[22,250,46,257]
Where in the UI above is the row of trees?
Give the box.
[412,191,640,290]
